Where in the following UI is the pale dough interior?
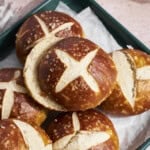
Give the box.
[13,119,52,150]
[24,20,75,111]
[53,112,110,150]
[112,51,136,108]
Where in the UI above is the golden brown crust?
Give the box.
[11,92,47,126]
[77,110,119,150]
[77,110,115,131]
[38,37,117,111]
[0,68,47,125]
[16,11,84,63]
[46,110,119,150]
[124,49,150,68]
[101,49,150,115]
[47,112,74,141]
[0,119,52,150]
[34,124,52,146]
[0,119,28,150]
[36,11,83,37]
[16,16,45,63]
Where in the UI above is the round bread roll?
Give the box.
[24,37,117,111]
[0,119,52,150]
[16,11,84,63]
[0,68,47,125]
[101,49,150,115]
[46,110,119,150]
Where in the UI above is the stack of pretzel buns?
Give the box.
[0,10,149,150]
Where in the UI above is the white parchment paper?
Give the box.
[0,2,149,150]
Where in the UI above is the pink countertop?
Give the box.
[96,0,150,48]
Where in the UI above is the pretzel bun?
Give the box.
[101,49,150,115]
[24,37,117,111]
[0,68,47,125]
[46,110,119,150]
[16,11,84,63]
[0,119,52,150]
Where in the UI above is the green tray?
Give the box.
[0,0,59,60]
[0,0,150,61]
[0,0,149,149]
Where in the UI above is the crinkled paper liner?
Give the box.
[0,2,149,150]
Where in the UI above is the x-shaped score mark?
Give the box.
[55,49,99,93]
[53,112,110,150]
[0,71,27,119]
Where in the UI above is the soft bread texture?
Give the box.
[101,49,150,115]
[0,68,47,125]
[24,37,117,111]
[24,37,66,111]
[58,131,110,150]
[16,11,84,63]
[46,110,119,150]
[112,51,136,107]
[0,119,52,150]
